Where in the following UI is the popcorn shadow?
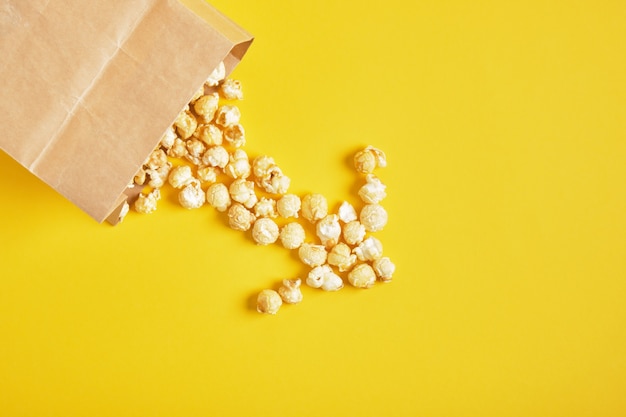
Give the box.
[245,291,259,312]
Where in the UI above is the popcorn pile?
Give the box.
[128,62,395,314]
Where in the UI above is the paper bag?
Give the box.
[0,0,253,223]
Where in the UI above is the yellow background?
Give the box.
[1,0,625,415]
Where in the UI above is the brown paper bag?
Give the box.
[0,0,253,224]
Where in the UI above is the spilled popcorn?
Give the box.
[127,63,395,315]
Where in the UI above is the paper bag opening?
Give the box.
[0,0,253,224]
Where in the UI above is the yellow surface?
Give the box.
[1,0,625,415]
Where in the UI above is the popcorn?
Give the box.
[347,263,377,289]
[315,214,341,249]
[205,61,226,87]
[193,92,219,123]
[353,236,383,262]
[133,167,146,186]
[223,124,246,148]
[253,197,277,218]
[145,148,168,170]
[206,183,231,212]
[194,123,223,146]
[360,204,388,232]
[134,189,160,214]
[342,220,366,246]
[372,257,396,282]
[353,145,387,174]
[327,242,357,272]
[227,203,256,231]
[306,265,343,291]
[252,155,290,195]
[185,138,207,165]
[174,109,197,139]
[127,72,396,314]
[256,289,282,315]
[196,166,219,184]
[167,138,188,158]
[252,155,275,178]
[224,149,251,179]
[214,105,241,128]
[219,78,244,100]
[337,201,358,223]
[298,243,328,268]
[202,145,229,168]
[276,194,301,218]
[229,178,258,209]
[262,171,290,195]
[279,222,306,250]
[358,174,387,204]
[251,218,280,245]
[146,163,171,188]
[168,165,194,189]
[160,126,177,149]
[178,180,205,209]
[301,193,328,223]
[278,279,303,304]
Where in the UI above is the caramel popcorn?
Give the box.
[279,222,306,250]
[229,178,258,209]
[337,201,358,223]
[205,61,226,87]
[372,257,396,282]
[167,137,188,158]
[193,92,219,123]
[301,193,328,223]
[256,289,282,315]
[353,236,384,262]
[298,243,328,268]
[316,214,341,249]
[360,204,388,232]
[223,124,246,148]
[160,126,177,149]
[219,78,244,100]
[253,197,277,218]
[174,109,197,139]
[145,148,168,170]
[224,149,251,179]
[178,180,205,209]
[327,242,357,272]
[194,123,223,146]
[215,105,241,128]
[227,203,256,231]
[278,278,303,304]
[358,174,387,204]
[196,166,219,184]
[168,165,194,189]
[146,163,171,189]
[201,145,229,168]
[251,218,280,245]
[206,183,231,212]
[347,263,377,289]
[343,220,366,246]
[306,265,343,291]
[185,138,207,165]
[353,146,387,174]
[134,189,160,214]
